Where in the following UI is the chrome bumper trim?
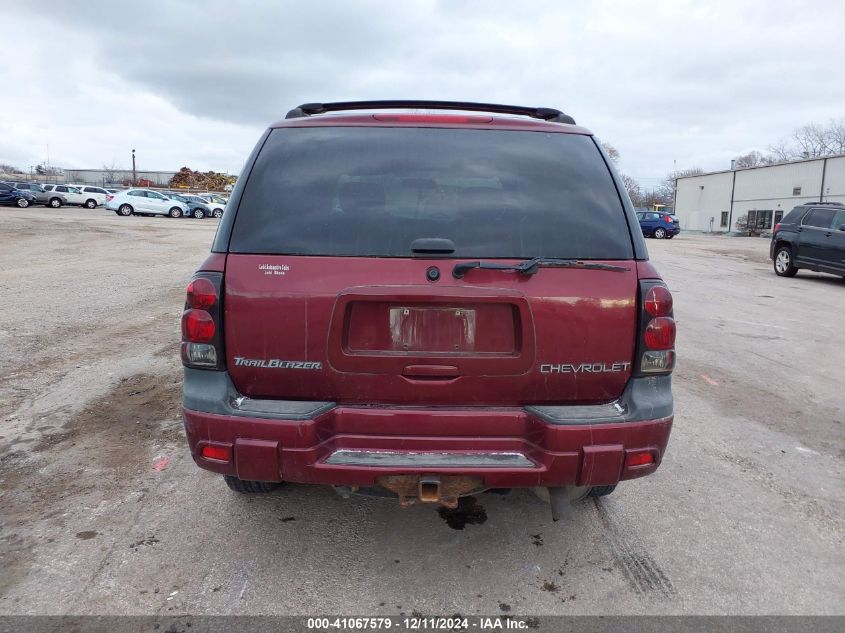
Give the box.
[324,450,536,468]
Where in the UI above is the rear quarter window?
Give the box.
[229,126,633,259]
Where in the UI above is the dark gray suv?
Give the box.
[771,202,845,279]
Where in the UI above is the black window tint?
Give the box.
[803,208,836,229]
[0,183,10,191]
[781,207,804,224]
[56,186,67,192]
[230,127,632,259]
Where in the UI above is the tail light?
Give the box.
[664,215,674,224]
[106,194,114,202]
[773,223,781,234]
[635,281,676,375]
[181,272,224,369]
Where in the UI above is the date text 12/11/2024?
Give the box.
[306,616,538,630]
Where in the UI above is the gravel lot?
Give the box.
[0,208,843,616]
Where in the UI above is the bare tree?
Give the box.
[600,141,620,164]
[733,151,776,169]
[767,139,793,162]
[734,214,751,235]
[658,167,704,205]
[102,161,120,185]
[619,173,642,206]
[767,117,845,161]
[824,117,845,154]
[792,123,831,158]
[0,163,23,174]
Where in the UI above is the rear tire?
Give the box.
[169,207,183,218]
[774,245,798,277]
[192,207,205,219]
[118,204,133,216]
[589,484,617,497]
[85,199,97,209]
[224,475,281,493]
[653,227,667,239]
[212,208,223,218]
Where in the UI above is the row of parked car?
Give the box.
[104,189,227,219]
[0,181,227,219]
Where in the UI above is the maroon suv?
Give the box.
[180,100,675,520]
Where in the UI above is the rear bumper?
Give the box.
[182,369,673,488]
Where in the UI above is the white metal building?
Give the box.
[674,154,845,233]
[63,169,178,187]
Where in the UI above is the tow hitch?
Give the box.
[376,474,484,508]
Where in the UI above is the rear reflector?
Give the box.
[644,317,676,350]
[182,309,215,342]
[200,444,231,461]
[626,452,654,467]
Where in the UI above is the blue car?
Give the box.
[636,211,680,239]
[0,182,36,208]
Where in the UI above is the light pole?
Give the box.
[131,149,136,186]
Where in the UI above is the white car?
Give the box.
[42,184,90,207]
[70,185,110,208]
[198,193,227,218]
[105,188,189,218]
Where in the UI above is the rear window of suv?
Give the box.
[229,126,633,259]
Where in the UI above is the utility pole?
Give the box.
[131,149,136,186]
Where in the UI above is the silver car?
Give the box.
[16,183,68,207]
[163,192,212,218]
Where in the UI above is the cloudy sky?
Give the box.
[1,0,843,185]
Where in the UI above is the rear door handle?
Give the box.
[825,231,833,237]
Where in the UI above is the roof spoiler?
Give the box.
[284,100,576,125]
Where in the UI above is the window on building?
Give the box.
[774,210,784,225]
[720,211,729,227]
[792,186,802,196]
[747,210,774,230]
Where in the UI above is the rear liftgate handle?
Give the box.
[401,365,460,381]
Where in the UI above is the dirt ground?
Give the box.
[0,208,843,616]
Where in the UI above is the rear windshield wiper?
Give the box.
[452,257,629,278]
